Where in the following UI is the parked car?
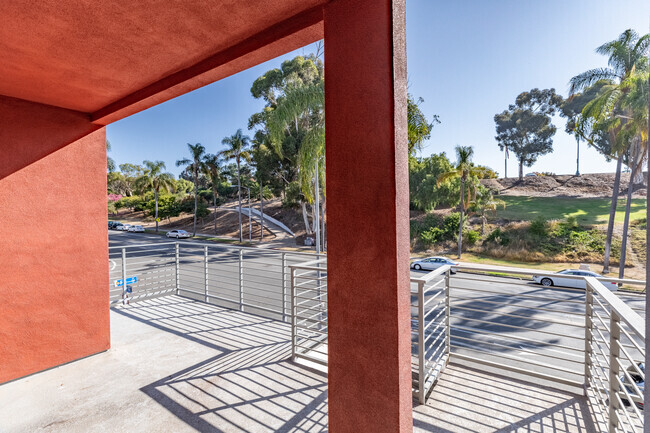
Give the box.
[113,223,124,231]
[128,225,145,233]
[525,173,537,177]
[410,257,458,274]
[121,224,132,231]
[532,269,618,290]
[620,362,644,410]
[166,229,191,239]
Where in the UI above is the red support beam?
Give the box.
[91,6,324,125]
[324,0,412,431]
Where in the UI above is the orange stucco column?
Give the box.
[324,0,412,432]
[0,96,109,383]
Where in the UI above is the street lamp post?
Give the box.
[229,185,252,243]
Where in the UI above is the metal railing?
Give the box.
[585,277,645,433]
[411,265,451,404]
[108,244,646,432]
[289,259,328,367]
[108,242,318,321]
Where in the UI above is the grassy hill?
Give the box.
[495,197,647,225]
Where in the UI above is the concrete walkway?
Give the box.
[1,296,598,432]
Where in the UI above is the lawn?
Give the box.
[494,196,646,225]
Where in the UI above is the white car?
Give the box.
[166,230,192,239]
[121,224,132,231]
[128,225,145,233]
[410,257,458,274]
[532,269,618,290]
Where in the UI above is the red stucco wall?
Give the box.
[0,96,109,383]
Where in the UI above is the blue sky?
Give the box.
[108,0,650,178]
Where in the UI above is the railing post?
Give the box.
[290,266,296,361]
[282,252,287,322]
[239,248,244,311]
[445,268,451,359]
[584,282,593,396]
[175,243,180,295]
[204,245,209,303]
[121,247,127,305]
[609,311,621,433]
[418,280,425,404]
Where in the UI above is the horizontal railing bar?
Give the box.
[410,265,451,284]
[587,278,645,339]
[450,353,584,388]
[452,334,583,366]
[449,294,585,317]
[450,305,584,328]
[451,324,584,354]
[448,315,585,339]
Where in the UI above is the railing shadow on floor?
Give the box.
[413,364,600,433]
[114,295,329,432]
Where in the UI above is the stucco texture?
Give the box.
[0,96,109,383]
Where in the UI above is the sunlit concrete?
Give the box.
[0,296,601,432]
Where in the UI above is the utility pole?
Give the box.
[576,136,580,176]
[260,180,264,242]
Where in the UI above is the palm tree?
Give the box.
[570,29,649,274]
[136,161,175,232]
[473,188,506,235]
[203,154,223,235]
[437,145,485,258]
[219,130,252,242]
[176,143,206,237]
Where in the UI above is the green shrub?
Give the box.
[529,217,548,237]
[421,227,445,247]
[486,227,510,246]
[442,212,462,240]
[464,230,480,246]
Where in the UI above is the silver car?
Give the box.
[532,269,618,290]
[128,225,145,233]
[166,230,191,239]
[410,256,458,274]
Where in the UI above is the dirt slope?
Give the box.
[482,172,647,198]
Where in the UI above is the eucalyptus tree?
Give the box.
[437,145,485,258]
[176,143,207,237]
[267,80,325,251]
[570,29,649,274]
[494,88,564,180]
[408,95,440,156]
[203,154,223,235]
[219,130,252,242]
[136,160,175,232]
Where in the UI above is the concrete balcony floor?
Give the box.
[0,296,598,432]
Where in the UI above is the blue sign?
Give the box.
[114,276,137,287]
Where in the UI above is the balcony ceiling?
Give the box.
[0,1,326,123]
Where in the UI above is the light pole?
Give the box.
[228,185,252,243]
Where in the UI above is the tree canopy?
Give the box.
[494,88,564,179]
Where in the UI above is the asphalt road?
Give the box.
[109,230,646,390]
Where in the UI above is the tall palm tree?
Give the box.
[570,29,649,274]
[176,143,206,237]
[219,130,252,242]
[437,145,485,258]
[203,154,223,235]
[136,161,175,232]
